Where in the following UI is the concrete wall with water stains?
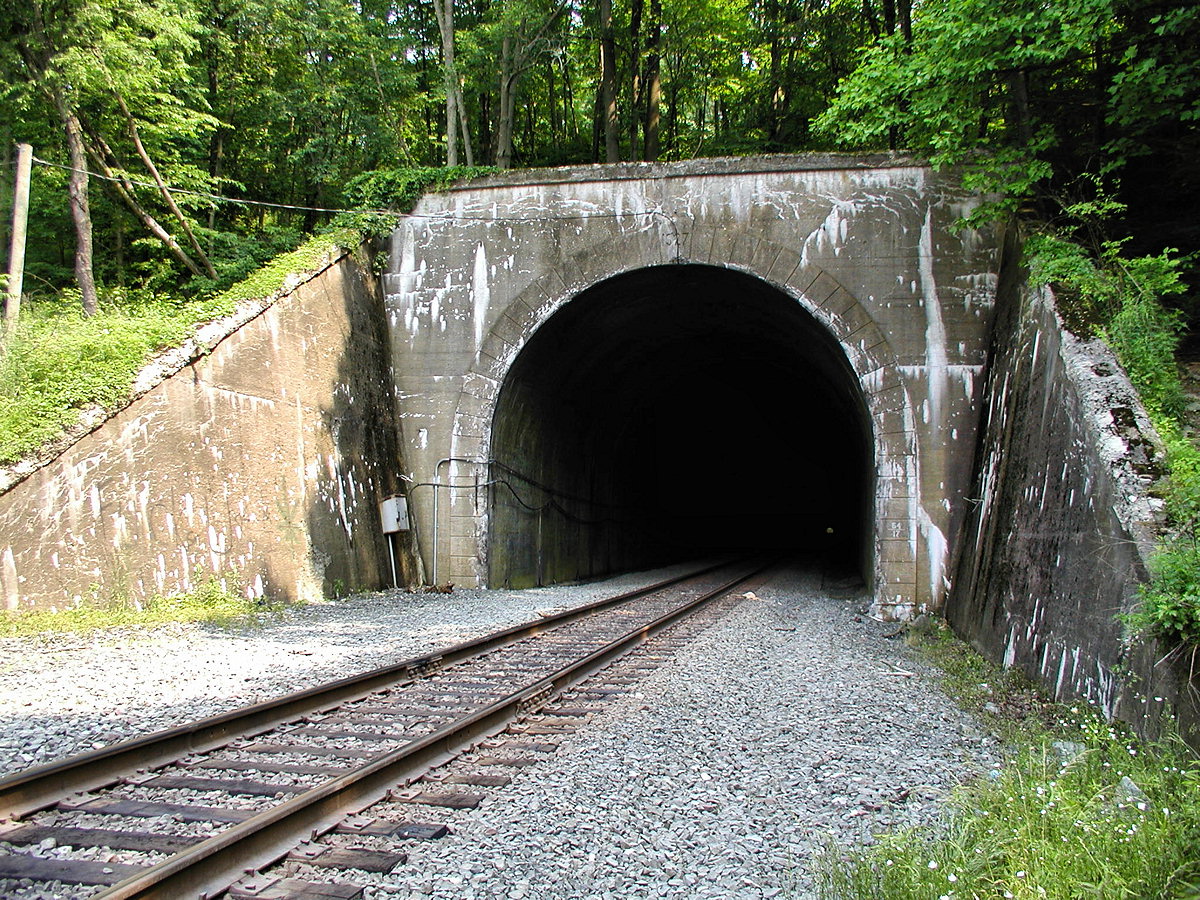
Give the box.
[384,154,1003,617]
[949,247,1199,740]
[0,249,417,612]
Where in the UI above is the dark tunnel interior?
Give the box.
[487,264,873,588]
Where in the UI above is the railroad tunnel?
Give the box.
[487,264,874,589]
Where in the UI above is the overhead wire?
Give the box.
[25,155,686,232]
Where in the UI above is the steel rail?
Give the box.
[0,560,731,821]
[92,561,766,900]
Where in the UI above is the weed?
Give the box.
[817,629,1200,900]
[910,620,1056,743]
[0,575,276,637]
[0,230,357,468]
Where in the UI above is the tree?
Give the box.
[816,0,1116,216]
[598,0,620,162]
[3,0,218,310]
[485,0,573,168]
[433,0,475,166]
[643,0,662,159]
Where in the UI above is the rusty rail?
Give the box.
[90,562,766,899]
[0,560,731,822]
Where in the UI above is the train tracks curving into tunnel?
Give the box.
[0,560,769,899]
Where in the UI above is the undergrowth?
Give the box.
[0,576,273,637]
[818,624,1200,900]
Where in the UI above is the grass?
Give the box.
[0,229,355,467]
[0,165,487,470]
[816,622,1200,900]
[0,576,277,638]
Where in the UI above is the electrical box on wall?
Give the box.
[379,495,409,533]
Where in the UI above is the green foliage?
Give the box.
[195,227,358,313]
[819,630,1200,900]
[0,229,359,466]
[0,575,274,637]
[908,619,1054,743]
[0,293,190,464]
[1106,4,1200,167]
[1128,419,1200,648]
[816,0,1110,211]
[183,226,307,297]
[1106,288,1187,421]
[1132,536,1200,647]
[338,166,498,237]
[819,723,1200,899]
[1027,231,1187,415]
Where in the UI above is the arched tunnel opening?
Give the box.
[487,264,873,589]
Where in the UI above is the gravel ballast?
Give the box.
[0,565,701,774]
[0,563,997,898]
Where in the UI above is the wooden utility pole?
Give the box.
[4,143,32,333]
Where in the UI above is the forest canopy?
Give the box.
[0,0,1197,304]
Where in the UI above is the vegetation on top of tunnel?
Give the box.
[817,622,1200,900]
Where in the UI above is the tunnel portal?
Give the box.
[488,265,872,589]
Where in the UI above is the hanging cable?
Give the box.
[27,155,686,238]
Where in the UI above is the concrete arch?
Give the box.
[386,158,999,618]
[448,234,920,617]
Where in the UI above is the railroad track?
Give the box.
[0,560,768,899]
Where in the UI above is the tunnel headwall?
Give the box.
[949,248,1199,739]
[0,249,416,612]
[385,154,1002,616]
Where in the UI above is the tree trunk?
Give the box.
[496,35,516,169]
[599,0,620,162]
[766,0,783,141]
[629,0,643,153]
[1007,68,1034,147]
[547,58,558,143]
[81,126,208,279]
[457,86,475,166]
[563,54,578,143]
[644,0,661,160]
[56,94,99,316]
[478,91,493,165]
[0,133,11,269]
[861,0,881,38]
[433,0,459,165]
[116,93,217,278]
[205,0,227,231]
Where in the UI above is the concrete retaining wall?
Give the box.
[949,245,1199,740]
[0,249,417,612]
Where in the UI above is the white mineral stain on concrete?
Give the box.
[2,548,18,610]
[472,242,491,350]
[918,207,949,438]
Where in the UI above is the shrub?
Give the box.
[818,630,1200,900]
